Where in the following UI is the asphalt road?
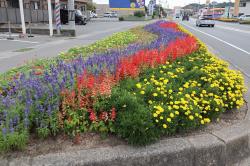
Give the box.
[178,18,250,79]
[0,20,153,73]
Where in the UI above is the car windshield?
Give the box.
[200,17,209,20]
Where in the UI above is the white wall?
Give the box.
[239,2,250,15]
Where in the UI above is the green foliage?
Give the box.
[134,11,145,17]
[0,130,28,152]
[109,87,160,145]
[119,16,124,21]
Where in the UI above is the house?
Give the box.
[0,0,92,24]
[239,0,250,15]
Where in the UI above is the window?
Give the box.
[240,2,246,7]
[7,0,19,8]
[30,1,40,10]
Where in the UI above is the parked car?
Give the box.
[239,15,250,24]
[196,16,215,27]
[60,9,87,25]
[104,12,118,18]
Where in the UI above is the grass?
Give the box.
[13,48,34,52]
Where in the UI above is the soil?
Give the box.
[1,102,248,159]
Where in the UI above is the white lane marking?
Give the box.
[180,22,250,55]
[216,25,250,34]
[0,38,39,44]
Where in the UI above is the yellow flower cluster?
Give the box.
[135,42,247,130]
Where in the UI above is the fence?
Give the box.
[0,8,91,24]
[0,7,54,24]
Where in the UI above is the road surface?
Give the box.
[0,20,152,73]
[178,19,250,79]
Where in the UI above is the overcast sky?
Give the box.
[93,0,234,8]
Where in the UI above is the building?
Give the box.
[239,0,250,15]
[0,0,92,11]
[94,3,109,16]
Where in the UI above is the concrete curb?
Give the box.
[0,118,249,166]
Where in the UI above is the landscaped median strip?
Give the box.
[0,21,248,165]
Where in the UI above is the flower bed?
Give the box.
[0,26,156,88]
[0,21,246,152]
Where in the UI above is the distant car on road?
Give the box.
[239,15,250,24]
[196,16,215,27]
[90,12,98,18]
[104,12,118,18]
[182,15,189,21]
[175,13,180,19]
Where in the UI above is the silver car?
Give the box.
[196,16,215,27]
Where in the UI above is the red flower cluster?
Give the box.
[88,107,116,122]
[115,36,198,79]
[159,22,179,30]
[77,71,116,97]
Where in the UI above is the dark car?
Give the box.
[60,9,87,25]
[182,14,189,21]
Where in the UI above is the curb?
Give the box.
[1,119,249,166]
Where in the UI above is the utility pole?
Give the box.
[68,0,75,31]
[19,0,26,35]
[48,0,53,36]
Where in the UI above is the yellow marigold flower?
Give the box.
[140,91,145,95]
[163,79,169,84]
[173,105,179,109]
[215,108,219,112]
[169,89,173,93]
[220,87,225,91]
[136,83,142,89]
[201,120,205,125]
[156,119,159,123]
[204,118,211,123]
[189,115,194,120]
[153,113,158,117]
[153,93,158,97]
[170,113,174,118]
[160,116,163,120]
[167,118,171,122]
[175,111,179,115]
[179,87,183,91]
[163,124,167,128]
[148,100,153,104]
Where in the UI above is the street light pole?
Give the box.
[19,0,26,35]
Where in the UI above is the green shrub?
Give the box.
[109,87,160,145]
[119,16,124,21]
[134,11,145,17]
